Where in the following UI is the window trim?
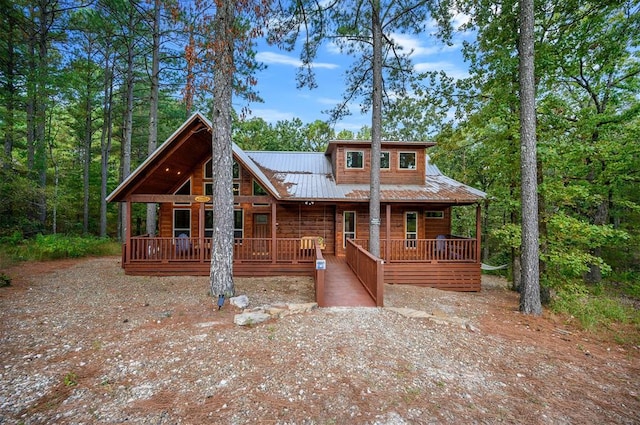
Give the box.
[398,151,417,170]
[345,150,364,169]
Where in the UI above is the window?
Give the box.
[426,210,444,219]
[343,211,356,247]
[253,180,267,196]
[204,159,239,180]
[380,151,390,169]
[173,209,191,237]
[174,179,191,205]
[399,152,416,169]
[205,209,243,238]
[233,183,240,196]
[204,159,212,179]
[346,151,364,169]
[234,210,244,239]
[233,161,240,179]
[253,180,269,206]
[405,211,417,248]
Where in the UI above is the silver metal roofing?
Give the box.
[245,151,486,204]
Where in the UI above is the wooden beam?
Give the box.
[128,194,273,204]
[476,204,482,264]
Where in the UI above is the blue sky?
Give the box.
[242,14,474,133]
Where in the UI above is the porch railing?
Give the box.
[346,239,384,306]
[128,236,317,264]
[351,236,477,263]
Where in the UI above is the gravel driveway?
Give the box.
[1,257,638,424]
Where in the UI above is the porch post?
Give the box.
[199,202,205,262]
[125,200,132,265]
[271,202,277,263]
[476,204,482,263]
[385,203,391,261]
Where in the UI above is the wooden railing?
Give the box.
[128,236,318,264]
[351,236,476,263]
[346,239,384,307]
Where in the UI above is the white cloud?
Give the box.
[414,60,469,80]
[256,51,339,69]
[246,108,296,123]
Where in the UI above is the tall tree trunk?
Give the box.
[518,0,542,315]
[2,4,17,170]
[120,12,135,242]
[209,0,235,299]
[368,0,382,258]
[146,0,161,236]
[83,50,93,235]
[100,54,114,238]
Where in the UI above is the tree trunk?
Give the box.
[120,11,135,242]
[100,51,114,238]
[518,0,542,315]
[209,0,235,300]
[368,0,382,258]
[83,51,93,235]
[146,0,161,236]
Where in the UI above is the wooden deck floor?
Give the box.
[323,256,376,307]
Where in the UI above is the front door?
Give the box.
[253,213,270,255]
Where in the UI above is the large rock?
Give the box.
[234,311,270,326]
[230,295,249,309]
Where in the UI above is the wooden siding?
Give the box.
[384,262,481,291]
[333,146,425,185]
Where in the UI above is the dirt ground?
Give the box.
[0,256,638,424]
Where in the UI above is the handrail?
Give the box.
[346,239,384,307]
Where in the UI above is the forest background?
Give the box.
[0,0,638,332]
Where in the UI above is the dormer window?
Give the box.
[399,152,416,169]
[346,151,364,169]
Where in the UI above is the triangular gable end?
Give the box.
[107,112,281,203]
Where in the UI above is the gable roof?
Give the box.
[107,112,486,205]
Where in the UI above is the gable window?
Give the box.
[346,151,364,169]
[343,211,356,247]
[399,152,416,169]
[204,159,213,179]
[253,180,269,206]
[173,209,191,237]
[405,211,417,248]
[380,151,390,169]
[233,161,240,179]
[174,178,191,205]
[204,159,239,180]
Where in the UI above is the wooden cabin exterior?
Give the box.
[107,113,486,292]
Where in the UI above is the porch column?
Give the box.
[198,202,205,262]
[271,202,277,263]
[125,200,132,264]
[476,204,482,263]
[385,203,391,261]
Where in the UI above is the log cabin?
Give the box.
[107,112,486,304]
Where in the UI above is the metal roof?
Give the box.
[107,112,486,205]
[246,151,486,204]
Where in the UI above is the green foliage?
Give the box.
[0,273,11,287]
[551,283,636,331]
[2,234,120,262]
